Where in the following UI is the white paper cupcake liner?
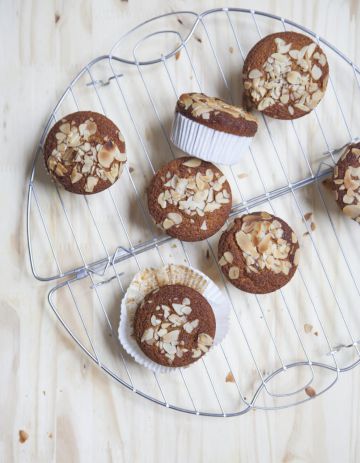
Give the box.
[170,112,253,165]
[118,264,231,374]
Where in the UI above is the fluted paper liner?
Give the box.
[118,264,230,373]
[170,112,253,165]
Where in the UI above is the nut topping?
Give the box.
[46,114,127,192]
[139,296,213,365]
[178,93,257,123]
[244,34,327,115]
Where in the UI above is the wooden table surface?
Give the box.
[1,0,360,461]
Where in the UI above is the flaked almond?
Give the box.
[85,176,98,193]
[59,122,71,134]
[141,328,154,343]
[162,329,180,343]
[55,163,67,177]
[311,64,322,80]
[167,212,182,224]
[343,204,360,219]
[228,266,240,279]
[70,167,83,184]
[223,251,233,263]
[98,141,116,168]
[182,157,202,168]
[163,218,174,229]
[248,69,262,79]
[258,97,275,111]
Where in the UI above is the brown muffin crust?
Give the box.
[134,284,216,367]
[176,93,258,136]
[331,142,360,223]
[243,31,329,120]
[44,111,126,194]
[147,156,232,241]
[218,212,300,294]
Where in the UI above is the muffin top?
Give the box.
[332,142,360,223]
[243,31,329,120]
[148,156,232,241]
[133,284,216,367]
[44,111,126,194]
[176,93,258,136]
[218,212,300,294]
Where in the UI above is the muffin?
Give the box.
[133,284,216,367]
[218,212,300,293]
[170,93,258,165]
[119,265,230,373]
[243,32,329,119]
[148,156,232,241]
[331,142,360,223]
[44,111,126,194]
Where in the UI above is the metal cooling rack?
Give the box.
[27,8,360,417]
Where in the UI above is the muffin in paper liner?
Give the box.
[170,92,258,165]
[118,264,231,373]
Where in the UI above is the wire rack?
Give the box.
[27,8,360,417]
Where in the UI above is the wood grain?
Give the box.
[1,0,360,462]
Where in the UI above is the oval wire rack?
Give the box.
[27,7,360,417]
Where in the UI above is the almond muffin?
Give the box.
[331,142,360,223]
[44,111,126,194]
[148,156,232,241]
[218,212,300,293]
[171,93,258,165]
[243,32,329,120]
[133,284,216,367]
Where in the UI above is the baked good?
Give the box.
[170,93,258,165]
[133,284,216,367]
[44,111,126,194]
[147,156,232,241]
[218,212,300,293]
[243,31,329,120]
[331,142,360,223]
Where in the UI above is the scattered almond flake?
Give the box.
[19,430,29,443]
[310,222,316,231]
[229,46,234,54]
[225,372,235,383]
[304,323,313,334]
[175,50,181,60]
[305,386,316,398]
[303,212,313,222]
[237,172,248,180]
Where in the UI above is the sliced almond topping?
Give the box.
[287,71,302,84]
[163,218,174,229]
[98,141,116,168]
[141,328,154,343]
[85,176,98,193]
[182,158,202,168]
[228,266,240,279]
[311,64,322,80]
[167,212,182,224]
[249,69,262,79]
[70,166,83,184]
[343,204,360,219]
[200,221,207,231]
[59,122,71,134]
[223,251,233,263]
[55,163,67,177]
[258,97,275,111]
[162,330,180,343]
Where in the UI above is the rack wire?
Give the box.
[27,8,360,417]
